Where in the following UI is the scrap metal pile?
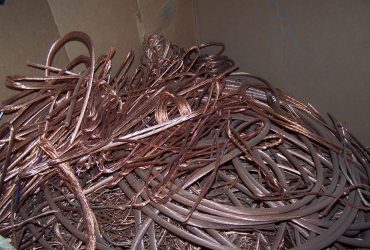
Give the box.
[0,31,369,249]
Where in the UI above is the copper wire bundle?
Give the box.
[0,31,369,249]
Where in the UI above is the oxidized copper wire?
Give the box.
[0,31,369,249]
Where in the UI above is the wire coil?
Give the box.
[0,32,369,249]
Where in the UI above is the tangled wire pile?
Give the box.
[0,31,369,250]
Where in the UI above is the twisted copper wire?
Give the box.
[0,31,369,249]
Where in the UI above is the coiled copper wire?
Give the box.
[0,31,369,249]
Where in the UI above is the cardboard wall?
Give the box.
[47,0,143,72]
[135,0,196,49]
[0,0,69,102]
[0,0,196,99]
[47,0,196,72]
[195,0,370,145]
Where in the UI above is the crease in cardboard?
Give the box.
[135,0,177,43]
[156,0,176,34]
[135,8,146,44]
[192,0,200,44]
[46,0,73,62]
[267,0,300,51]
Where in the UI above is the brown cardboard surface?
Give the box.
[0,0,69,103]
[136,0,196,48]
[47,0,143,73]
[47,0,195,74]
[195,0,370,145]
[0,0,196,103]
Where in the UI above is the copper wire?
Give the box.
[0,31,369,249]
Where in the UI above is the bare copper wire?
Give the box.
[0,31,369,249]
